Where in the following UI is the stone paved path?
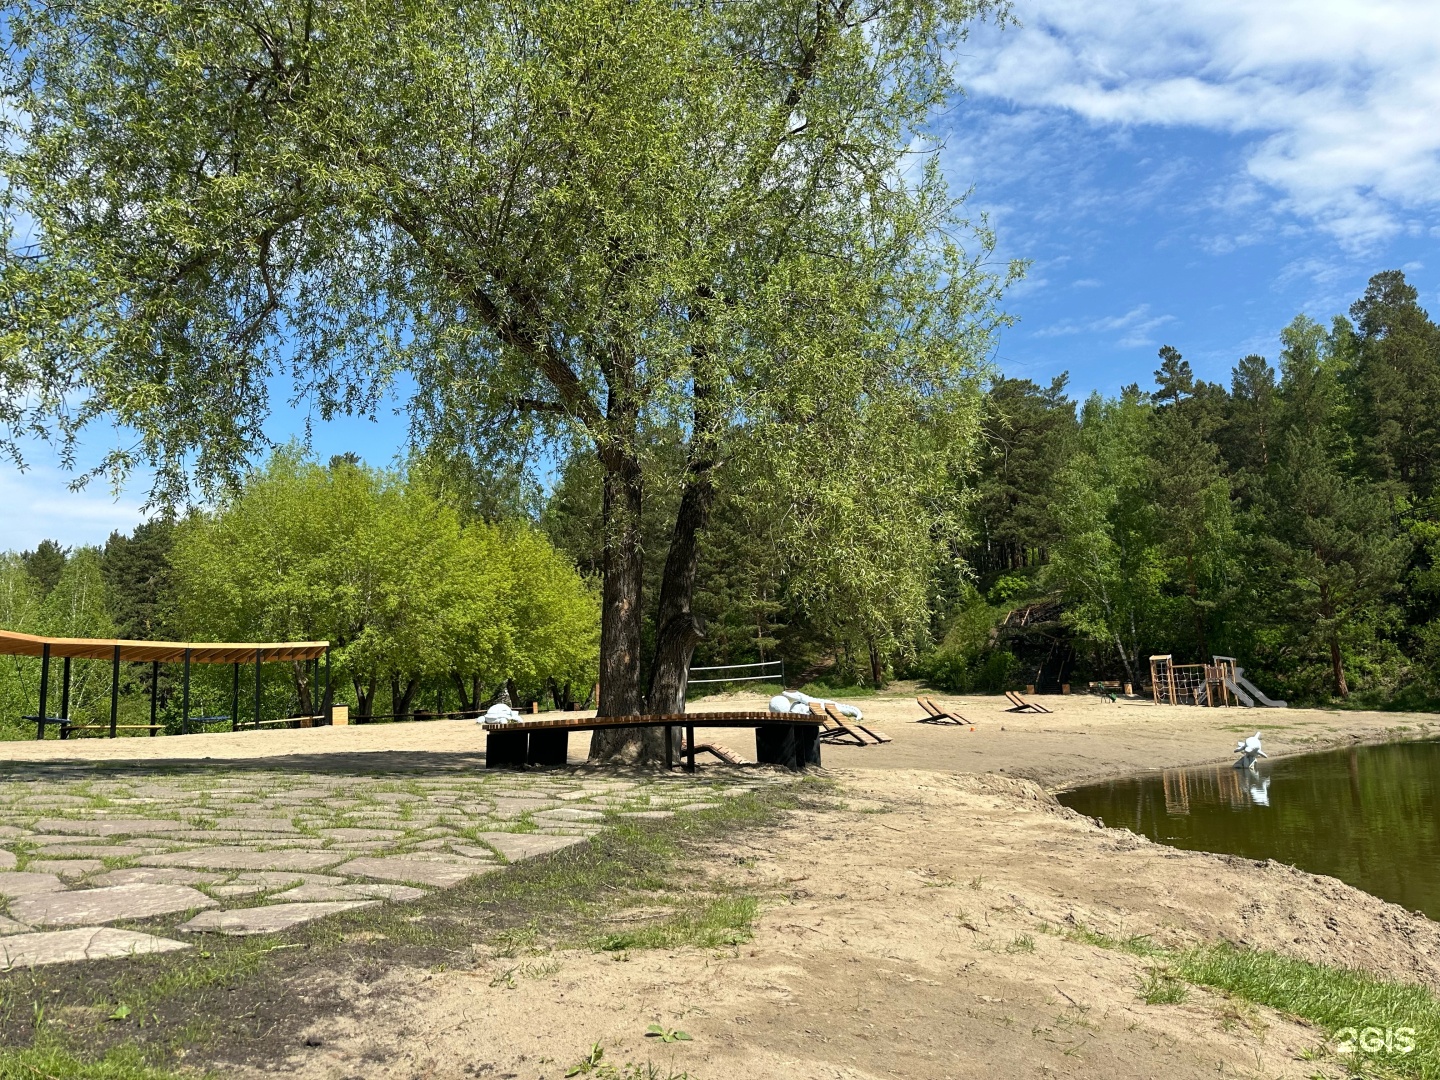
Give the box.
[0,761,769,964]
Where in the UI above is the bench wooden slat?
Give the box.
[480,711,822,733]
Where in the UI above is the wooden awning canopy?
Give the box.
[0,629,328,665]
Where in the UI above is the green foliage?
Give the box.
[169,452,597,715]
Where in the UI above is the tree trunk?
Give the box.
[450,672,475,713]
[647,465,718,714]
[352,676,376,720]
[589,444,660,761]
[291,660,312,716]
[1330,630,1349,698]
[390,675,419,719]
[867,637,883,688]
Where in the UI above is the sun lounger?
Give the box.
[807,701,866,745]
[822,702,891,744]
[917,696,972,726]
[1004,690,1051,714]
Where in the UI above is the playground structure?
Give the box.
[1149,655,1288,708]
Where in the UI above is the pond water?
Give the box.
[1057,739,1440,920]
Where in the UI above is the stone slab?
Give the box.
[471,833,589,862]
[207,818,302,833]
[0,826,27,838]
[0,914,31,935]
[179,901,378,936]
[35,845,150,859]
[0,927,189,966]
[533,808,604,822]
[142,848,342,872]
[0,850,14,871]
[28,860,104,879]
[233,871,347,888]
[34,818,186,836]
[332,854,496,888]
[317,828,405,842]
[619,810,674,820]
[10,884,217,927]
[271,882,427,903]
[91,868,226,888]
[0,872,66,899]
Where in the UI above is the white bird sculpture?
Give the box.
[1233,731,1267,770]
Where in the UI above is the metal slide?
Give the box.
[1226,667,1288,708]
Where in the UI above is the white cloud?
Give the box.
[1034,303,1176,347]
[958,0,1440,248]
[0,466,146,553]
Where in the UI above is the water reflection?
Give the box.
[1059,740,1440,920]
[1161,763,1271,814]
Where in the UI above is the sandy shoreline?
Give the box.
[5,688,1432,792]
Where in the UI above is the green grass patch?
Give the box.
[0,1041,193,1079]
[592,895,758,952]
[1070,925,1440,1077]
[1175,943,1440,1077]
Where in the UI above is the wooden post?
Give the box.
[254,648,262,728]
[149,661,159,736]
[110,645,121,738]
[37,643,50,740]
[323,648,332,723]
[181,648,191,735]
[230,662,240,732]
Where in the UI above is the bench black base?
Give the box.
[756,724,822,769]
[485,722,821,771]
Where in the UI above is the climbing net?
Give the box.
[1149,654,1233,707]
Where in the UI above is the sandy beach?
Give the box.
[4,690,1436,1078]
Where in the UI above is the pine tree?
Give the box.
[1346,270,1440,500]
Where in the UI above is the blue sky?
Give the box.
[5,0,1439,551]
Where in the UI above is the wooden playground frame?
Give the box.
[1149,654,1237,707]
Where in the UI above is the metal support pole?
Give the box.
[37,643,50,740]
[254,649,262,728]
[230,663,240,732]
[60,656,72,723]
[181,648,191,735]
[149,661,159,736]
[110,645,120,738]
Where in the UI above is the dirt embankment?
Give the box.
[254,766,1440,1080]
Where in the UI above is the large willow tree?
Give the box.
[1,0,1014,759]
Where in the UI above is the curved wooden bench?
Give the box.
[480,711,823,771]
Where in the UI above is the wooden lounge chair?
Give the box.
[917,696,971,726]
[822,702,891,744]
[682,739,751,765]
[1004,690,1051,714]
[807,701,867,745]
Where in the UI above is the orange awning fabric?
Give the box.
[0,629,328,664]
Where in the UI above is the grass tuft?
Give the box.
[0,1041,190,1079]
[593,896,758,952]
